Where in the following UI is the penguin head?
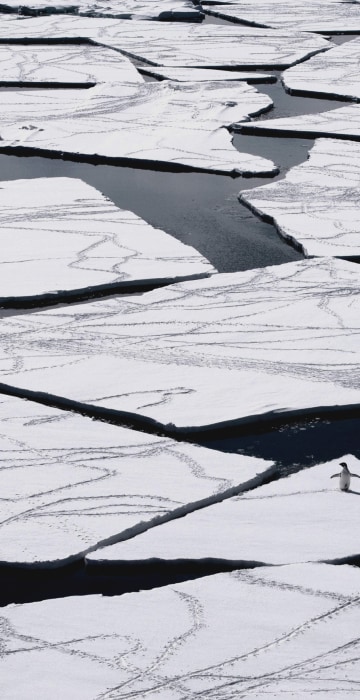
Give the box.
[339,462,349,472]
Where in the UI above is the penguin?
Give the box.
[330,462,360,491]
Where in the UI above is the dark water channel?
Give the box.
[0,36,359,605]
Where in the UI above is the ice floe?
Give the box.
[283,37,360,101]
[0,17,333,68]
[0,394,274,565]
[0,0,202,19]
[240,102,360,139]
[240,138,360,259]
[88,455,360,566]
[0,258,359,431]
[0,42,142,85]
[205,0,360,33]
[0,177,215,303]
[0,80,276,175]
[138,66,275,83]
[1,564,359,698]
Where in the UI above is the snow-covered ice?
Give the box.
[0,81,276,175]
[139,66,274,83]
[0,0,202,19]
[0,17,333,68]
[0,43,142,85]
[0,394,274,565]
[205,0,360,33]
[88,455,360,566]
[240,138,360,259]
[0,177,215,302]
[283,37,360,101]
[0,259,359,431]
[240,102,360,139]
[1,564,359,698]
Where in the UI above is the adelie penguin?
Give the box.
[331,462,360,491]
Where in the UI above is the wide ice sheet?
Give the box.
[0,43,142,85]
[88,455,360,565]
[1,564,359,698]
[0,395,273,565]
[240,138,360,258]
[0,259,359,430]
[283,37,360,101]
[0,17,332,68]
[205,0,360,33]
[0,80,276,175]
[0,177,214,301]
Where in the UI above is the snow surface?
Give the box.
[205,0,360,32]
[0,81,276,175]
[1,564,360,698]
[0,16,333,68]
[0,43,142,85]
[0,177,214,301]
[87,455,360,566]
[0,394,274,565]
[240,138,360,259]
[0,0,202,19]
[0,259,359,431]
[283,37,360,101]
[240,102,360,139]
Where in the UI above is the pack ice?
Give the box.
[240,139,360,259]
[0,258,359,431]
[1,564,359,699]
[205,0,360,33]
[0,395,274,565]
[0,81,276,176]
[0,0,202,19]
[0,177,215,303]
[0,17,333,68]
[87,455,360,567]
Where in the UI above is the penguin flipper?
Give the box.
[351,473,360,478]
[330,473,340,478]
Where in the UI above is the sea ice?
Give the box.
[283,37,360,101]
[240,102,360,139]
[0,43,142,85]
[0,80,276,175]
[205,0,360,33]
[87,455,360,566]
[1,564,359,698]
[0,0,202,19]
[138,66,274,83]
[240,138,360,259]
[0,177,215,302]
[0,394,274,565]
[0,17,333,68]
[0,258,359,431]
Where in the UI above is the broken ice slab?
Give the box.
[0,17,333,68]
[87,455,360,567]
[0,394,274,566]
[0,43,143,86]
[0,0,203,19]
[240,102,360,140]
[0,81,276,176]
[283,37,360,102]
[205,0,360,33]
[139,66,275,83]
[0,258,359,431]
[2,564,359,699]
[240,139,360,259]
[0,177,215,304]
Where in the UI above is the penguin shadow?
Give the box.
[347,489,360,496]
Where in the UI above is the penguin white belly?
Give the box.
[340,472,350,491]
